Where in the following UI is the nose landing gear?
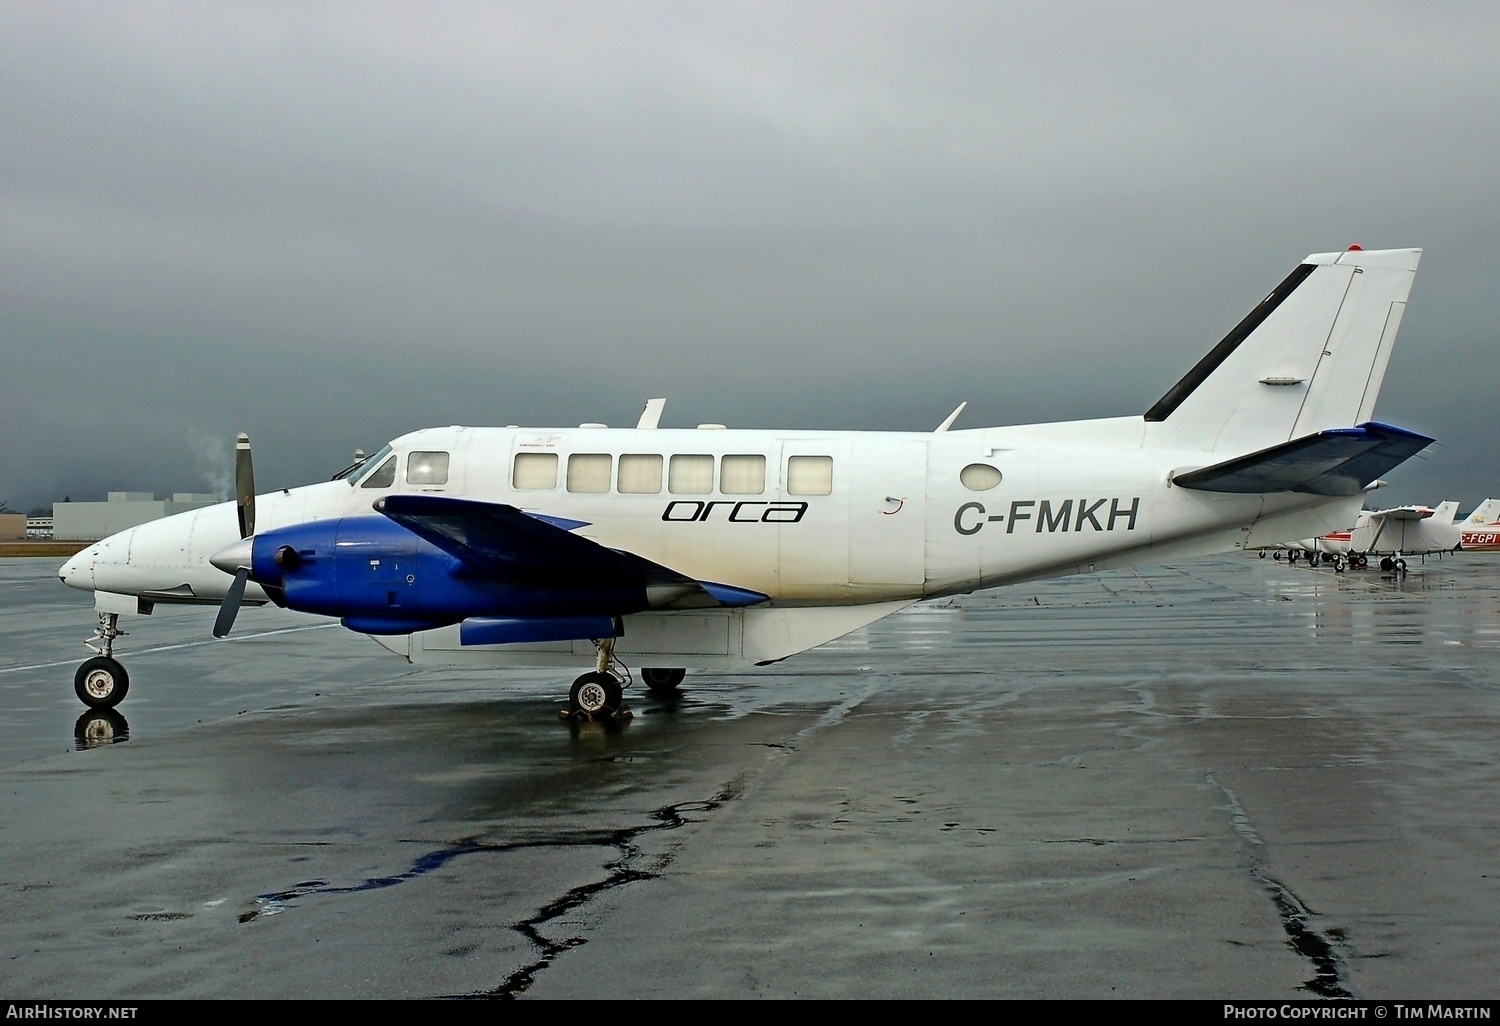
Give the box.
[75,613,129,710]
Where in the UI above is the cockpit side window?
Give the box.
[360,455,397,489]
[345,444,393,486]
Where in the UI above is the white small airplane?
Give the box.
[1261,500,1464,571]
[1458,498,1500,552]
[60,246,1431,716]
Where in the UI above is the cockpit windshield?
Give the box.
[336,444,393,485]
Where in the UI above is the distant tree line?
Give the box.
[0,501,56,517]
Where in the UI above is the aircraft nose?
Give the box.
[59,545,97,591]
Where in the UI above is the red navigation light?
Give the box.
[1347,244,1364,251]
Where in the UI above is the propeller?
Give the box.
[212,433,256,638]
[235,433,255,538]
[213,566,249,638]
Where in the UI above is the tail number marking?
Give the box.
[955,498,1140,536]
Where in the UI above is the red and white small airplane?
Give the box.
[59,246,1432,715]
[1458,498,1500,552]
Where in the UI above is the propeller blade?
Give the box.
[235,433,256,539]
[213,567,249,638]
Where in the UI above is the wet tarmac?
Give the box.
[1,552,1498,999]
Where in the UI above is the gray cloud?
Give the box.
[3,1,1497,511]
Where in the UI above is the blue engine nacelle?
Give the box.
[247,516,648,634]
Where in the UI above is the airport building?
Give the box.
[0,514,25,541]
[51,492,220,542]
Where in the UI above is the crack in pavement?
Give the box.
[1208,770,1353,999]
[238,786,739,998]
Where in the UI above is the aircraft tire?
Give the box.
[641,667,686,695]
[570,672,621,716]
[1396,558,1408,573]
[74,656,129,710]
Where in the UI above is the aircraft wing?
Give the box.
[1171,422,1433,496]
[373,494,768,609]
[1364,505,1434,522]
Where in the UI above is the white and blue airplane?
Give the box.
[60,246,1431,716]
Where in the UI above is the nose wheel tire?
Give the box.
[569,672,623,717]
[74,656,129,710]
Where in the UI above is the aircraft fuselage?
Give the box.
[62,419,1356,613]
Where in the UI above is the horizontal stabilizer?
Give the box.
[374,494,768,609]
[1172,422,1433,496]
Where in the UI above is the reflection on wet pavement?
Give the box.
[3,554,1500,998]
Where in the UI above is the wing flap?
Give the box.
[1172,422,1433,496]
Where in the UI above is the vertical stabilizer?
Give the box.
[1431,500,1460,525]
[1466,498,1500,525]
[1146,248,1421,454]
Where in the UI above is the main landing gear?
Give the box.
[640,667,686,696]
[561,639,688,721]
[74,613,129,710]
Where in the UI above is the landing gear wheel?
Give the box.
[641,667,686,696]
[1395,558,1408,573]
[569,672,622,718]
[74,656,129,710]
[1333,557,1346,572]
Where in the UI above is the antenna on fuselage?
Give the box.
[935,402,967,432]
[637,398,666,430]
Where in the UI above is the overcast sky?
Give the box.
[2,1,1496,513]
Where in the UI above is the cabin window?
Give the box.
[567,453,612,493]
[513,452,559,490]
[720,454,766,495]
[669,454,714,494]
[360,455,397,489]
[787,455,833,495]
[960,464,1003,491]
[407,451,450,486]
[618,453,663,494]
